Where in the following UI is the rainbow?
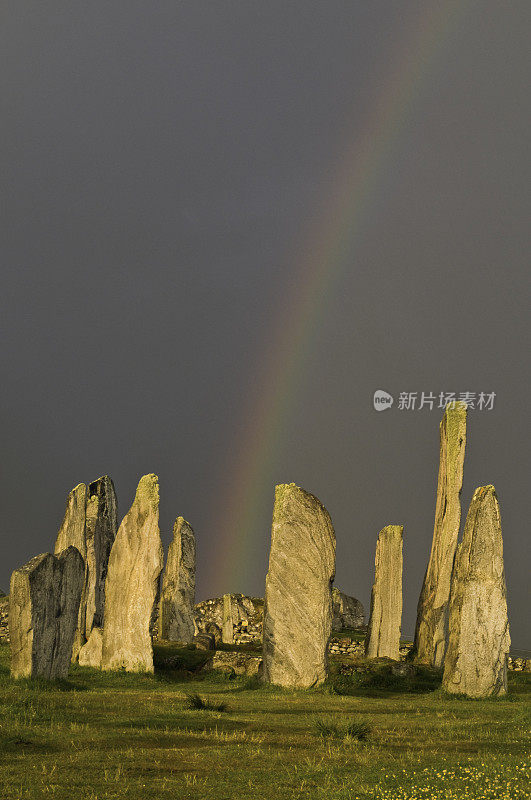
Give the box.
[204,0,468,594]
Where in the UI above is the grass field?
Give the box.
[0,641,529,799]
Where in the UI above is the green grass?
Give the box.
[313,717,371,741]
[0,642,529,799]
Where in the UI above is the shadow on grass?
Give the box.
[0,734,56,754]
[327,662,441,697]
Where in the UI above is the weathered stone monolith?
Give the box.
[365,525,403,660]
[9,546,85,679]
[222,593,234,644]
[414,402,467,667]
[84,476,118,635]
[101,474,163,672]
[54,483,87,557]
[262,483,336,688]
[54,483,88,660]
[159,517,196,642]
[442,485,510,697]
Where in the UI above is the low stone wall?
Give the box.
[509,657,530,672]
[328,635,411,661]
[326,635,529,671]
[195,594,264,645]
[194,590,364,646]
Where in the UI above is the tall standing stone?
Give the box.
[262,483,336,688]
[159,516,196,642]
[222,593,234,644]
[101,474,163,672]
[84,476,118,635]
[442,486,510,697]
[53,477,118,660]
[54,483,87,557]
[9,546,84,680]
[365,525,403,660]
[54,483,88,660]
[56,547,87,670]
[414,402,467,667]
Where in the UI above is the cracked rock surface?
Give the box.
[263,483,336,688]
[442,485,510,697]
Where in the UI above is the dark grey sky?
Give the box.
[1,2,529,646]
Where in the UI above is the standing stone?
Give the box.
[84,476,118,635]
[54,483,88,660]
[262,483,336,688]
[54,483,87,557]
[414,402,467,667]
[222,593,234,644]
[365,526,403,660]
[442,486,510,697]
[56,547,87,669]
[159,516,196,642]
[9,546,84,680]
[101,474,163,672]
[331,588,364,631]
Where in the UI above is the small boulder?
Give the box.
[204,651,262,676]
[193,633,216,651]
[390,662,417,678]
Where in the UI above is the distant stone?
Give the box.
[205,622,222,644]
[9,546,84,680]
[204,651,263,676]
[222,593,234,644]
[78,626,103,668]
[414,402,467,667]
[442,486,510,697]
[331,588,364,631]
[101,474,163,672]
[365,525,403,660]
[193,632,216,651]
[54,483,88,660]
[84,476,118,635]
[263,483,336,688]
[159,517,196,642]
